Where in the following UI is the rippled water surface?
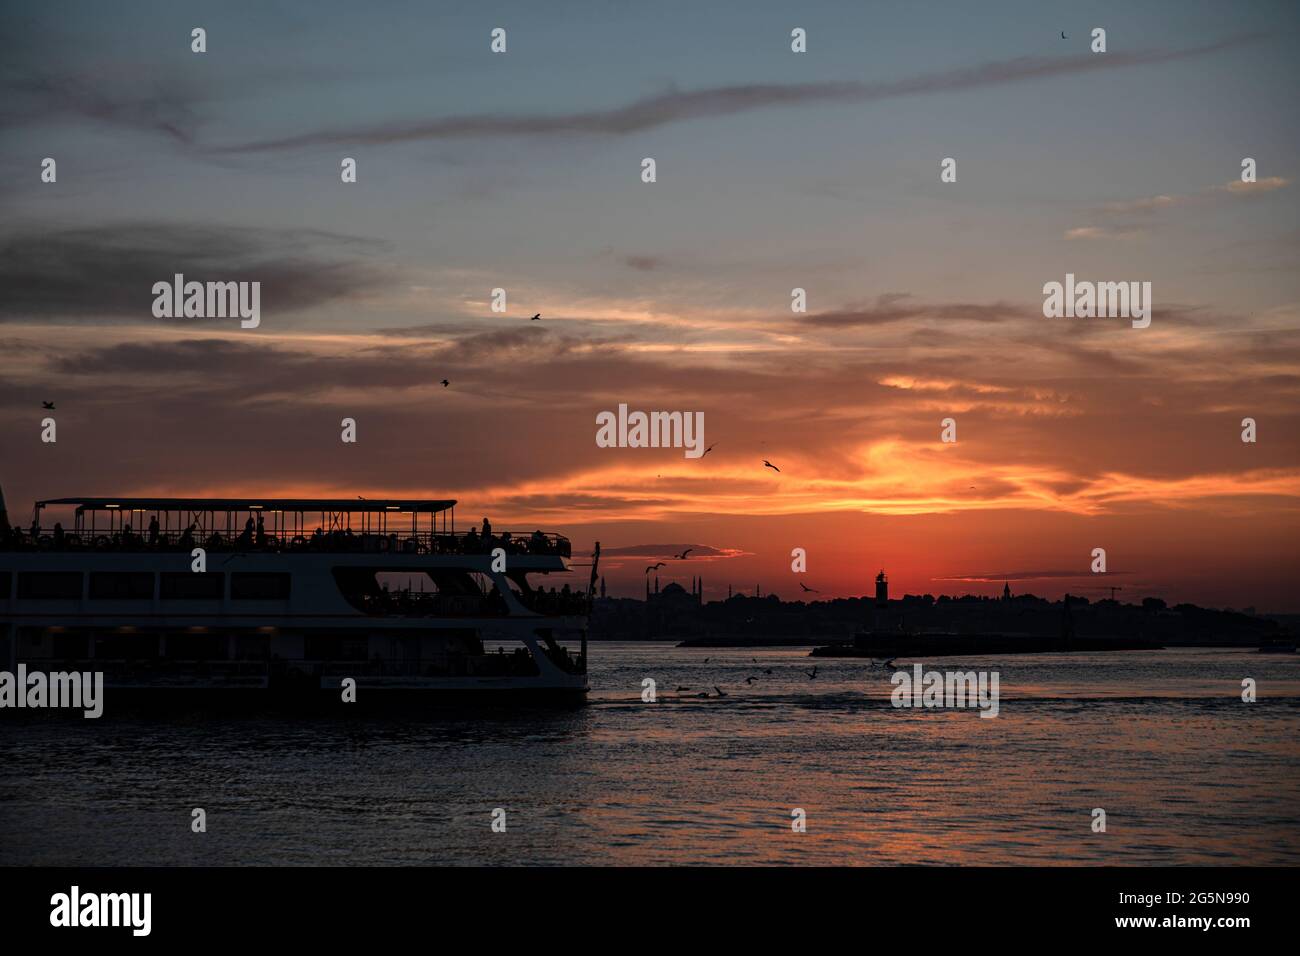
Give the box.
[2,645,1297,865]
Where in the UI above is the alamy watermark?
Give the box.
[0,666,104,718]
[596,403,706,459]
[152,274,261,329]
[891,664,999,718]
[50,886,150,936]
[1043,273,1151,328]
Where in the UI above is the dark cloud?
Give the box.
[0,223,396,322]
[800,294,1032,328]
[933,570,1136,582]
[600,544,744,560]
[216,35,1259,152]
[624,255,662,272]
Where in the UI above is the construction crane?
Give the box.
[1082,585,1124,601]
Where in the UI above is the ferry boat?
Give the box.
[0,489,591,709]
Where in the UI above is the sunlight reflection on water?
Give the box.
[1,645,1297,865]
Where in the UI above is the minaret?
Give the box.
[1002,580,1011,602]
[698,575,703,605]
[875,570,888,608]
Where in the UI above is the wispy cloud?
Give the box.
[1064,226,1143,240]
[215,35,1260,152]
[1219,175,1291,194]
[1069,175,1293,237]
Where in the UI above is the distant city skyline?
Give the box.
[1,1,1297,609]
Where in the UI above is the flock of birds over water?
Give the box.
[668,657,900,699]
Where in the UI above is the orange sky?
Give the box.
[4,309,1297,609]
[2,8,1297,609]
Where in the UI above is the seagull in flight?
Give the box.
[440,379,450,387]
[701,443,717,457]
[42,401,55,410]
[804,666,818,680]
[645,562,667,573]
[763,460,780,473]
[1060,30,1067,39]
[674,548,693,560]
[745,675,757,684]
[799,582,818,593]
[530,313,541,321]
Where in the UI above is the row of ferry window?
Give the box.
[0,571,292,601]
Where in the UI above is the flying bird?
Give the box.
[713,685,726,697]
[763,460,780,473]
[530,313,541,321]
[804,666,818,680]
[440,379,450,387]
[1060,30,1068,39]
[674,548,693,560]
[701,443,717,457]
[645,562,667,573]
[799,583,818,593]
[42,401,55,410]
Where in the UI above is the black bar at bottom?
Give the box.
[0,866,1284,942]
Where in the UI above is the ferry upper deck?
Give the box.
[0,495,572,560]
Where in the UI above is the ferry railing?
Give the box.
[0,527,571,558]
[316,655,540,678]
[356,591,510,617]
[517,590,591,616]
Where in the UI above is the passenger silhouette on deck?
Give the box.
[53,522,65,547]
[148,515,160,545]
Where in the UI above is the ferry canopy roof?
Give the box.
[36,497,457,514]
